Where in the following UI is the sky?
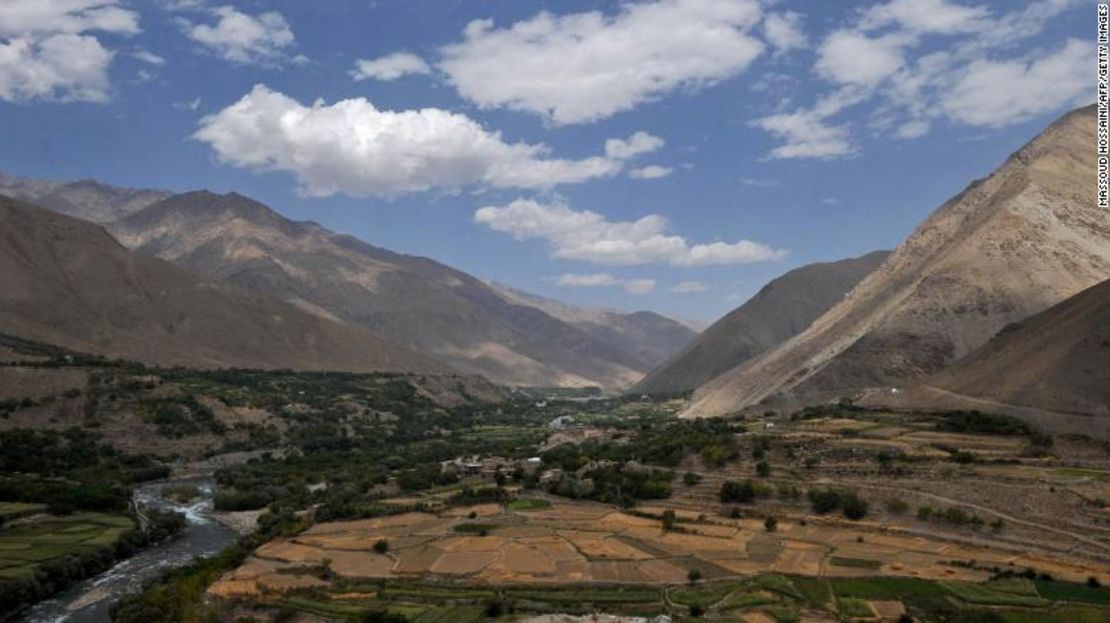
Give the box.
[0,0,1094,323]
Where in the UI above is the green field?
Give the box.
[0,502,47,521]
[0,513,133,580]
[507,498,552,510]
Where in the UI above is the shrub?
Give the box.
[764,516,778,532]
[373,539,389,554]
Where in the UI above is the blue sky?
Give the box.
[0,0,1093,322]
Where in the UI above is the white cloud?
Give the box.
[763,11,804,55]
[816,30,906,87]
[942,39,1090,127]
[0,0,138,37]
[554,273,656,294]
[474,198,787,267]
[0,0,138,103]
[629,165,673,180]
[132,49,165,65]
[754,0,1087,158]
[754,109,855,160]
[860,0,989,34]
[739,177,779,187]
[194,85,662,197]
[183,6,296,66]
[604,131,664,160]
[438,0,764,125]
[672,281,712,293]
[351,52,430,81]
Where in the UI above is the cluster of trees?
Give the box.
[808,488,869,520]
[916,505,1003,531]
[543,464,673,507]
[0,428,169,514]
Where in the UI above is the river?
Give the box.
[19,478,239,623]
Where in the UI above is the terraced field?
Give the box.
[0,512,134,580]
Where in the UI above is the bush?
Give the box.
[842,492,869,520]
[885,498,909,514]
[683,471,702,486]
[755,460,771,477]
[764,516,778,532]
[373,539,389,554]
[808,488,842,514]
[687,569,702,583]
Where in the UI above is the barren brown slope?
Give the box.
[633,251,888,395]
[0,195,450,375]
[687,105,1110,417]
[920,277,1110,419]
[107,192,643,389]
[0,172,170,223]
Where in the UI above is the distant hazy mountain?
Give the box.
[634,251,888,395]
[0,195,449,375]
[489,282,698,372]
[106,191,658,389]
[0,172,169,223]
[687,105,1110,417]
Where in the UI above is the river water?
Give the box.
[19,479,239,623]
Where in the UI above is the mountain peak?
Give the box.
[686,105,1110,417]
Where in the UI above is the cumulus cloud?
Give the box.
[942,39,1090,127]
[816,30,907,87]
[554,273,656,294]
[671,281,712,293]
[473,198,787,267]
[0,0,138,103]
[629,165,673,180]
[763,11,804,55]
[194,85,666,197]
[754,109,855,160]
[605,131,664,159]
[438,0,764,125]
[183,6,297,66]
[754,0,1088,159]
[351,52,430,81]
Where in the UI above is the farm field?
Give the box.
[0,512,134,580]
[210,495,1102,598]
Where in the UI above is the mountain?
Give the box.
[873,278,1110,435]
[686,105,1110,417]
[633,251,889,395]
[107,191,653,389]
[0,172,169,223]
[488,283,698,371]
[0,194,450,375]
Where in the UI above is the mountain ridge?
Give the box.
[685,104,1110,417]
[633,250,889,395]
[0,194,452,376]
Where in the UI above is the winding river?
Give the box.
[19,479,239,623]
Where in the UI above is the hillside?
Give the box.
[633,251,888,394]
[489,283,697,372]
[0,172,169,223]
[0,195,450,375]
[873,277,1110,434]
[686,105,1110,417]
[107,191,658,389]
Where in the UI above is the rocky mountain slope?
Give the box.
[0,172,169,223]
[106,191,666,389]
[633,251,888,394]
[0,195,449,375]
[905,277,1110,422]
[687,105,1110,417]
